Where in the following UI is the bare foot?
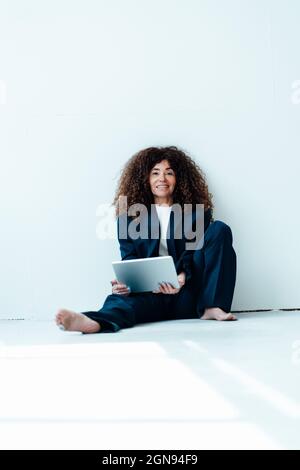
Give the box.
[201,307,237,321]
[55,309,101,333]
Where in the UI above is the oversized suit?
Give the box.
[82,206,237,332]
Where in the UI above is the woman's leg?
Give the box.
[56,291,170,333]
[55,220,237,331]
[166,282,198,321]
[192,220,237,320]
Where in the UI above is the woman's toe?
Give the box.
[227,313,237,321]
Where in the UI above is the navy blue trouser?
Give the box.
[82,221,237,333]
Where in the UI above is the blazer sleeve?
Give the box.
[117,215,138,260]
[176,208,212,283]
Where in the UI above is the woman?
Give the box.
[55,146,237,333]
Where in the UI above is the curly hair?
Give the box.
[112,146,214,218]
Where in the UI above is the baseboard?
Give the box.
[232,308,300,313]
[0,315,35,321]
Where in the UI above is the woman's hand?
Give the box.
[152,271,186,295]
[111,279,131,296]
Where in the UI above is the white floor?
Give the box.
[1,310,300,450]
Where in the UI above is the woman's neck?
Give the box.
[154,197,173,207]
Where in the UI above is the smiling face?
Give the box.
[149,159,176,206]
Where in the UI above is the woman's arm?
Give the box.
[117,216,138,260]
[108,216,138,296]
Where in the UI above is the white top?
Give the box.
[155,204,173,256]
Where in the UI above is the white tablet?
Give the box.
[112,256,180,293]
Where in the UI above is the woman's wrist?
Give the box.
[178,271,186,287]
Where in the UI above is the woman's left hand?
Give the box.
[152,271,186,295]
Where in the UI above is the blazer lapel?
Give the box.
[142,205,182,261]
[147,206,160,257]
[166,210,178,260]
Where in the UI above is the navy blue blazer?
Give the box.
[117,206,212,283]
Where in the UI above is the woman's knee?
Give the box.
[206,220,233,244]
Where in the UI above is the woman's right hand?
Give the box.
[110,279,131,296]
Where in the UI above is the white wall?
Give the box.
[0,0,299,319]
